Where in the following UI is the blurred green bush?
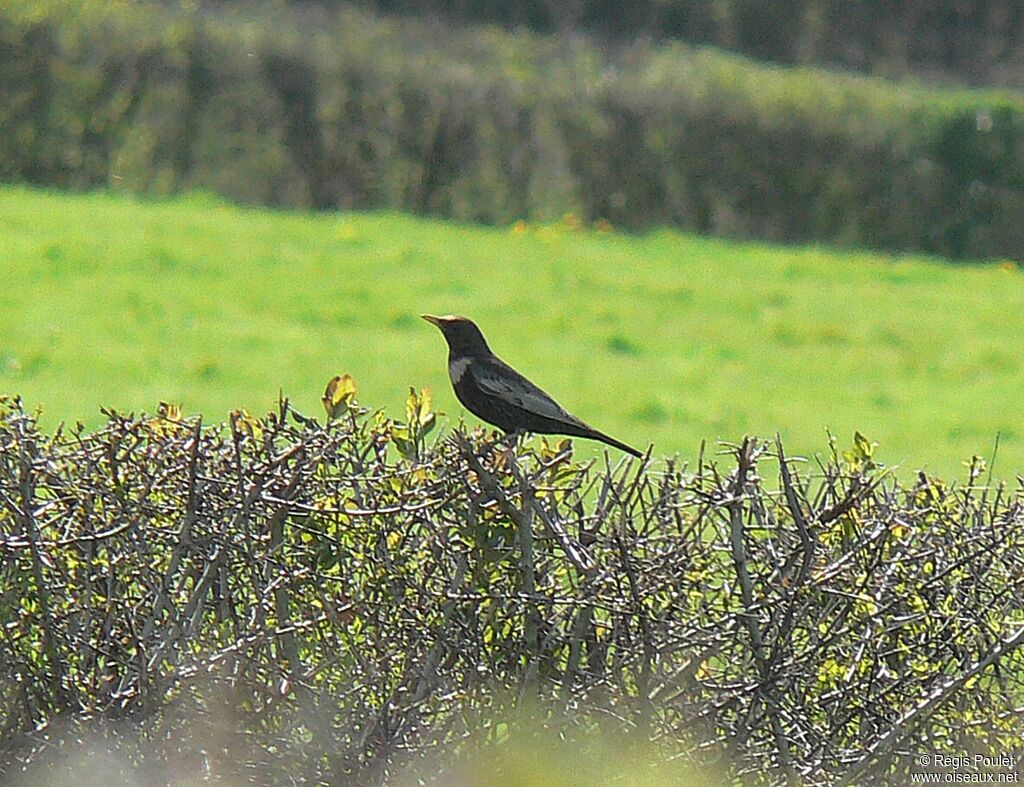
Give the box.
[2,0,1024,260]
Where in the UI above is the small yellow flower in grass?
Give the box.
[323,374,357,421]
[336,224,358,241]
[561,212,583,231]
[510,219,529,235]
[999,260,1017,272]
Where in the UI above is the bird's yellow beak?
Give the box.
[421,314,443,327]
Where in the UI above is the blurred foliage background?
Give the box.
[3,0,1024,260]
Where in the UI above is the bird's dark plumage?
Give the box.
[422,314,643,458]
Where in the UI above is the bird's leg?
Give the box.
[502,430,524,448]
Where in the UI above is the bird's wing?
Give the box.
[470,358,577,424]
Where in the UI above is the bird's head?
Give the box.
[422,314,492,357]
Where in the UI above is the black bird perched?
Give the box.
[422,314,643,458]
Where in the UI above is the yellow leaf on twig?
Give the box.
[323,374,357,421]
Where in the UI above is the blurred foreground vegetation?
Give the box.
[3,0,1024,259]
[1,395,1022,784]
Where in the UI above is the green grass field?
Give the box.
[2,185,1022,477]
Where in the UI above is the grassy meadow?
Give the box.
[2,185,1022,477]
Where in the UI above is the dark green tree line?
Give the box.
[4,1,1024,260]
[323,0,1024,86]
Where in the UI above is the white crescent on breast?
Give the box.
[448,356,471,384]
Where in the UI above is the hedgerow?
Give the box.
[1,389,1022,784]
[315,0,1024,87]
[2,1,1024,260]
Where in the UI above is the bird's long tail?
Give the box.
[591,429,644,459]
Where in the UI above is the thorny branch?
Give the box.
[0,399,1022,785]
